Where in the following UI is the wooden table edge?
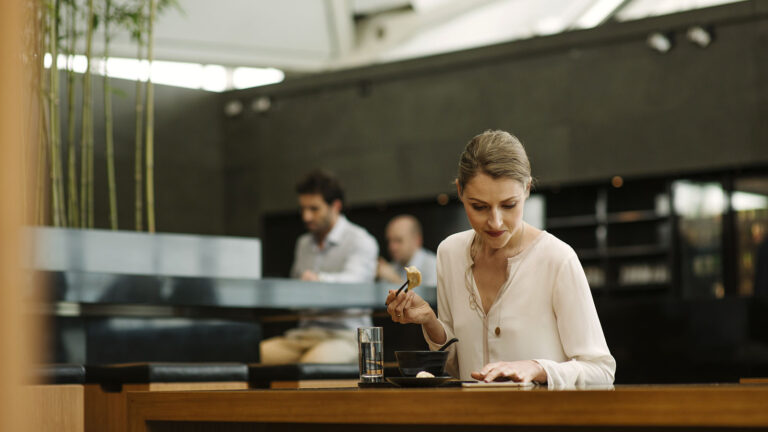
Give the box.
[127,385,768,432]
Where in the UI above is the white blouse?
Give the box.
[423,230,616,389]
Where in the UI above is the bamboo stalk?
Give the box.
[47,0,58,226]
[37,90,50,226]
[145,0,157,233]
[80,0,94,228]
[54,0,67,227]
[134,0,145,232]
[43,2,55,227]
[104,0,118,230]
[22,1,41,224]
[35,1,48,226]
[87,86,94,228]
[48,0,67,227]
[66,0,79,228]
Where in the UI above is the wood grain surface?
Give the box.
[1,1,38,432]
[87,382,247,432]
[741,378,768,384]
[269,379,360,389]
[128,384,768,432]
[25,385,84,432]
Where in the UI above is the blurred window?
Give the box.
[523,193,545,230]
[673,180,726,298]
[732,176,768,296]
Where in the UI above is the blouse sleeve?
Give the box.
[534,253,616,389]
[422,243,459,377]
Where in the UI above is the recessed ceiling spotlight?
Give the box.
[647,32,673,54]
[251,96,272,113]
[224,100,243,117]
[686,26,713,48]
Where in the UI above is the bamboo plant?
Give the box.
[144,0,156,233]
[126,0,146,232]
[48,0,68,227]
[103,0,118,230]
[35,0,49,225]
[30,0,177,232]
[79,0,94,228]
[64,0,79,227]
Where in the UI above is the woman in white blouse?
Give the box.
[385,130,615,388]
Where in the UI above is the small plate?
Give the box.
[386,376,453,387]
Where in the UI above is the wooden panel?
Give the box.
[741,378,768,384]
[128,385,768,432]
[1,0,39,431]
[148,382,247,391]
[85,383,149,432]
[26,385,84,432]
[87,382,248,432]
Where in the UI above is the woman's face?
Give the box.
[459,172,528,250]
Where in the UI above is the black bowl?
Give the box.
[395,350,448,377]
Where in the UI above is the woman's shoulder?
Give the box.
[436,229,474,258]
[533,231,579,263]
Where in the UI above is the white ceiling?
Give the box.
[100,0,354,70]
[93,0,747,73]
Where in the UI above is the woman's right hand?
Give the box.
[385,289,435,324]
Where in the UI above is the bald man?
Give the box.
[377,215,437,286]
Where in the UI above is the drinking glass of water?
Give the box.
[357,327,384,382]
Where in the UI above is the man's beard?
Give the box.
[308,215,332,238]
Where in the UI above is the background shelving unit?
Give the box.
[544,179,675,296]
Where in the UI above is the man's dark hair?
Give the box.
[296,170,345,206]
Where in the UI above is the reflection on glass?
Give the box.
[673,180,725,298]
[733,177,768,297]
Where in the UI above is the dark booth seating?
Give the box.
[86,362,248,390]
[34,363,86,385]
[249,363,359,388]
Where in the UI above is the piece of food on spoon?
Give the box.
[416,371,435,378]
[405,266,422,291]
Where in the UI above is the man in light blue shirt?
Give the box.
[260,170,378,364]
[377,215,437,286]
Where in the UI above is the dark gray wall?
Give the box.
[59,74,225,234]
[221,1,768,237]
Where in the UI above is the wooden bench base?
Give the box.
[85,382,247,432]
[26,384,84,432]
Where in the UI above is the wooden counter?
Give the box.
[128,384,768,432]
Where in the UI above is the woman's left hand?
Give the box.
[471,360,547,383]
